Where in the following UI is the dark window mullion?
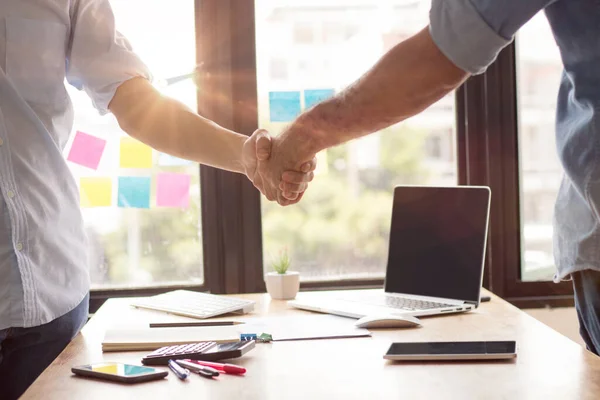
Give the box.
[457,74,495,292]
[196,0,264,294]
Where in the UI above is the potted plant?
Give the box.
[265,248,300,300]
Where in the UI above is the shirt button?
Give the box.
[7,191,14,198]
[16,243,23,251]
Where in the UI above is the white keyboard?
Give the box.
[131,290,255,319]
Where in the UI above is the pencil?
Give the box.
[149,321,245,328]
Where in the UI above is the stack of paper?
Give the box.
[102,326,240,352]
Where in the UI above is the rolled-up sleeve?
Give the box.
[66,0,151,115]
[429,0,556,75]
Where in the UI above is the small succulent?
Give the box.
[272,248,291,274]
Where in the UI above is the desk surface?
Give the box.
[23,290,600,399]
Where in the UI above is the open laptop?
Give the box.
[289,185,491,319]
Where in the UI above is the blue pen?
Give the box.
[168,359,190,380]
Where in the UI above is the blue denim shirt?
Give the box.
[430,0,600,281]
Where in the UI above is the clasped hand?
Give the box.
[242,129,316,206]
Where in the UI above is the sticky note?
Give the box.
[119,137,153,169]
[117,177,151,209]
[67,131,106,170]
[156,172,191,208]
[269,91,301,122]
[304,89,335,109]
[80,177,112,208]
[158,153,194,167]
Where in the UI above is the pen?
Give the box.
[149,321,245,328]
[175,359,220,378]
[186,359,246,375]
[168,359,190,380]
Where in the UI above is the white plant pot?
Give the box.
[265,271,300,300]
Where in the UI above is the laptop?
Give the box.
[289,185,491,319]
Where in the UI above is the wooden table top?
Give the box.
[22,289,600,400]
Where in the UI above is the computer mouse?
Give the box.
[354,315,421,329]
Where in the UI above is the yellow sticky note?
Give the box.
[119,137,153,169]
[80,177,112,208]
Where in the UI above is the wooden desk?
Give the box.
[23,290,600,399]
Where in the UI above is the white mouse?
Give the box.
[354,314,422,329]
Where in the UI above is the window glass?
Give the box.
[67,0,203,289]
[256,1,457,281]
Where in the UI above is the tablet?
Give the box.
[384,341,517,361]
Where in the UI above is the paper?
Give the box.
[67,131,106,170]
[156,172,191,208]
[304,89,335,109]
[158,153,193,167]
[238,314,371,342]
[117,177,151,209]
[269,91,301,122]
[102,326,240,352]
[119,137,153,169]
[80,177,112,208]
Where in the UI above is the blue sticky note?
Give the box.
[269,91,301,122]
[158,153,193,167]
[117,177,151,209]
[304,89,335,109]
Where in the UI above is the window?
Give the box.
[255,1,456,282]
[69,0,203,290]
[516,12,563,282]
[92,0,574,306]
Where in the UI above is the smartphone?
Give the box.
[71,363,168,383]
[142,340,255,365]
[384,341,517,361]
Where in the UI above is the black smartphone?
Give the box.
[384,341,517,361]
[142,340,255,365]
[71,363,168,383]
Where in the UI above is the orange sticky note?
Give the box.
[119,137,153,169]
[80,177,112,208]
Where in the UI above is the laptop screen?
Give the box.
[385,186,490,304]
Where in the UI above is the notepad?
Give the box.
[102,326,240,352]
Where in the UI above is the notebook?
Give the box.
[102,326,240,352]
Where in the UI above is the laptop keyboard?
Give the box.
[342,294,454,311]
[381,296,453,311]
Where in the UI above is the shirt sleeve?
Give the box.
[429,0,557,75]
[66,0,152,115]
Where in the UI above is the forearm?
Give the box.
[109,77,247,174]
[292,26,468,155]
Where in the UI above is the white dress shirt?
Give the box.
[0,0,150,329]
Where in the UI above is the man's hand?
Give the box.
[255,121,318,206]
[242,129,277,201]
[243,129,316,205]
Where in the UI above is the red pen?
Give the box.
[185,359,246,375]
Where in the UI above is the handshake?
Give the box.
[241,128,317,206]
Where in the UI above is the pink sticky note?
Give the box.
[156,173,191,208]
[67,131,107,170]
